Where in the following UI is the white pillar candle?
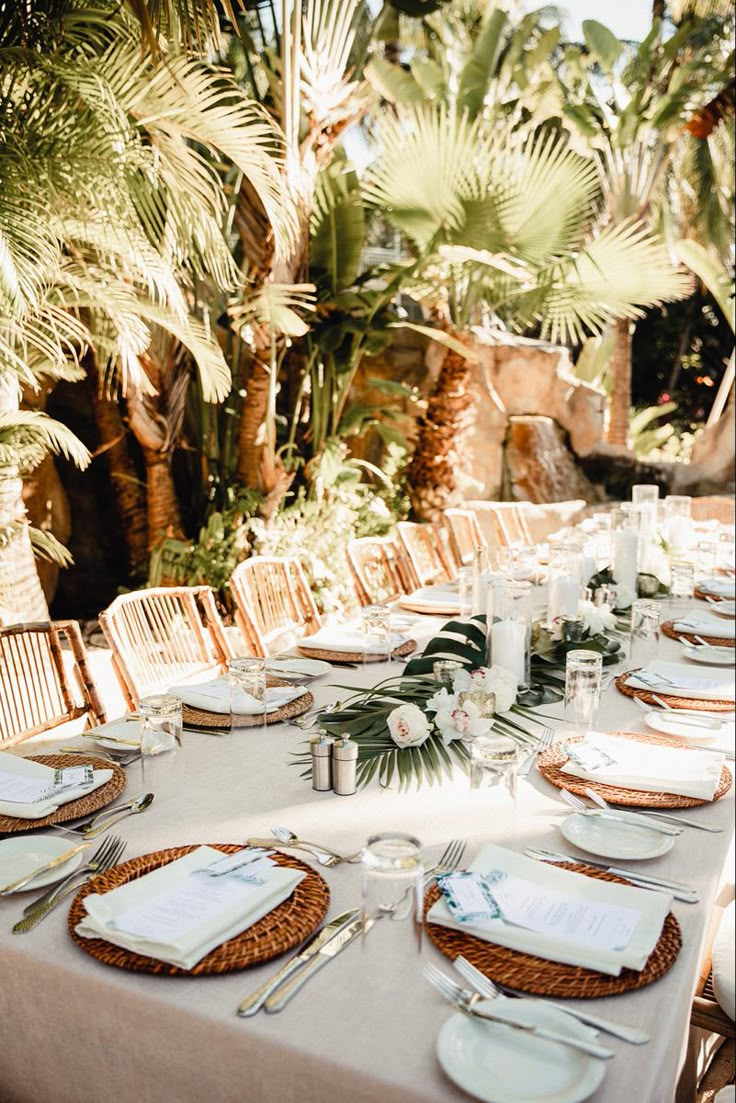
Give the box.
[491,619,527,685]
[665,516,693,553]
[613,530,638,593]
[548,574,581,620]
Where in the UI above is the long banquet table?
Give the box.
[0,612,733,1103]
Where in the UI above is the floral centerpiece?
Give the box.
[297,613,622,790]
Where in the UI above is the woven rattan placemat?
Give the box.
[537,730,732,809]
[694,586,733,603]
[183,689,314,731]
[298,638,417,663]
[661,620,734,648]
[424,862,682,998]
[0,754,127,834]
[68,845,329,976]
[616,671,734,711]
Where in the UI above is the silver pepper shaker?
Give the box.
[332,735,358,796]
[310,732,334,792]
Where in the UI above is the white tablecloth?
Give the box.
[0,609,733,1103]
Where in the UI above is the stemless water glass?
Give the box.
[466,732,520,842]
[457,566,475,619]
[696,538,718,581]
[670,560,695,619]
[361,833,423,951]
[565,650,603,733]
[229,657,267,731]
[361,604,392,664]
[139,694,182,755]
[630,599,660,667]
[718,528,735,572]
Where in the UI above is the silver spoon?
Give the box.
[78,793,154,838]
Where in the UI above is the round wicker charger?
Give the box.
[537,730,732,809]
[661,620,734,648]
[694,586,733,603]
[68,844,329,976]
[424,862,682,999]
[0,754,126,834]
[183,689,314,731]
[298,638,417,663]
[616,670,734,712]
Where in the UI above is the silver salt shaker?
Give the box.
[332,735,358,796]
[310,732,334,792]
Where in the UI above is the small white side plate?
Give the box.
[645,710,735,747]
[266,658,332,680]
[683,645,735,667]
[560,812,674,861]
[436,996,606,1103]
[0,835,84,893]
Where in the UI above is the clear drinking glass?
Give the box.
[630,599,660,666]
[696,538,717,580]
[228,657,267,731]
[361,604,392,664]
[669,560,695,619]
[466,732,520,841]
[457,566,475,619]
[718,528,735,572]
[564,650,603,732]
[361,833,424,950]
[139,694,182,755]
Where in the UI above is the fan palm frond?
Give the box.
[0,410,91,472]
[231,282,317,339]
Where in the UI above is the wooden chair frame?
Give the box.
[229,557,321,657]
[396,522,453,588]
[443,508,487,567]
[0,620,106,746]
[483,502,533,548]
[99,587,230,709]
[347,537,413,606]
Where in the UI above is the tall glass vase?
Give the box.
[611,508,640,595]
[485,579,532,688]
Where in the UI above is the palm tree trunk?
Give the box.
[0,376,49,623]
[143,453,183,545]
[607,318,633,447]
[406,331,475,522]
[84,352,148,575]
[686,78,735,139]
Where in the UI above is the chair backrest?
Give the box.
[480,503,533,548]
[347,537,413,605]
[0,620,106,746]
[443,509,487,566]
[691,496,735,525]
[99,587,230,709]
[396,522,452,587]
[229,557,321,657]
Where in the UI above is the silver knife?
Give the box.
[264,914,370,1012]
[0,842,90,895]
[525,848,700,902]
[237,909,358,1017]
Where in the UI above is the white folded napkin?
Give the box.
[0,751,112,820]
[426,843,669,976]
[674,615,735,641]
[628,659,735,700]
[86,717,141,745]
[168,679,305,715]
[699,577,736,599]
[300,625,407,654]
[561,731,724,800]
[400,585,460,610]
[75,846,304,970]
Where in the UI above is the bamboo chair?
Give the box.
[483,503,533,547]
[444,508,488,567]
[347,537,414,606]
[0,620,106,747]
[691,892,735,1041]
[99,586,231,709]
[691,496,735,526]
[396,522,453,588]
[229,557,321,657]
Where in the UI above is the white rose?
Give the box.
[434,698,495,746]
[387,703,431,748]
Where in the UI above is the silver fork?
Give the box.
[423,839,466,886]
[423,962,613,1059]
[271,826,363,864]
[518,727,554,777]
[558,788,680,835]
[14,836,127,933]
[453,955,649,1044]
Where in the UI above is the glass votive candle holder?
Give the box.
[560,614,586,642]
[637,572,660,598]
[457,689,497,718]
[433,659,463,688]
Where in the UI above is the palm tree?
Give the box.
[0,2,295,619]
[362,106,690,519]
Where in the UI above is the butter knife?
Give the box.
[264,914,370,1012]
[237,909,358,1017]
[0,842,90,895]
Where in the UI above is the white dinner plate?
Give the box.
[436,997,606,1103]
[682,645,735,667]
[645,710,735,746]
[265,658,332,681]
[711,600,736,618]
[560,812,674,861]
[0,835,85,893]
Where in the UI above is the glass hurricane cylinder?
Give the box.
[547,543,585,623]
[611,508,640,595]
[664,495,693,553]
[485,579,531,688]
